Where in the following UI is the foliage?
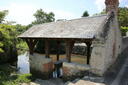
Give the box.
[0,10,19,63]
[32,9,55,25]
[15,24,27,35]
[0,42,4,52]
[82,11,89,17]
[118,7,128,27]
[0,10,8,23]
[16,41,28,54]
[93,7,128,36]
[0,64,31,85]
[0,23,28,63]
[14,74,32,83]
[120,26,128,36]
[0,24,18,63]
[27,9,57,53]
[14,24,28,54]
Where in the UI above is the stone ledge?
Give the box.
[62,62,91,81]
[63,62,90,71]
[29,53,54,79]
[75,80,105,85]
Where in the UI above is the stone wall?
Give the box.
[29,53,54,79]
[62,62,90,81]
[90,17,122,76]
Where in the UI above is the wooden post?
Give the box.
[56,41,60,61]
[85,42,92,65]
[45,39,50,58]
[25,39,38,55]
[66,40,74,63]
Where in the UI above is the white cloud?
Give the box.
[119,0,123,3]
[95,0,105,12]
[0,2,77,25]
[46,9,77,20]
[1,3,38,25]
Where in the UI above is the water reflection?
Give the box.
[17,52,30,74]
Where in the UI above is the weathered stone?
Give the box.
[29,53,54,79]
[35,78,64,85]
[62,62,90,81]
[77,80,105,85]
[90,16,122,76]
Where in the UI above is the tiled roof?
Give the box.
[18,14,108,39]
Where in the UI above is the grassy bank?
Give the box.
[0,64,31,85]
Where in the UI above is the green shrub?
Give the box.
[121,26,128,36]
[0,64,32,85]
[15,74,32,83]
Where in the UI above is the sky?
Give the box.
[0,0,128,25]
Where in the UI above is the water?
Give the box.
[17,52,30,74]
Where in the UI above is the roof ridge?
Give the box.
[67,14,108,22]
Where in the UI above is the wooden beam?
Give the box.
[56,41,60,61]
[25,39,38,55]
[85,42,92,65]
[45,39,50,58]
[66,40,75,63]
[21,37,93,42]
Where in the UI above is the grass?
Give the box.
[0,64,32,85]
[49,54,87,64]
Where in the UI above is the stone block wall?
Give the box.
[90,42,106,76]
[90,17,122,76]
[62,62,90,81]
[29,53,54,79]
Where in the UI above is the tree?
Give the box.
[26,9,57,53]
[118,7,128,27]
[118,7,128,36]
[0,24,18,63]
[120,26,128,36]
[82,11,89,17]
[93,7,128,36]
[32,9,55,25]
[0,10,8,23]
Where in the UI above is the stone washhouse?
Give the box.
[19,0,122,80]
